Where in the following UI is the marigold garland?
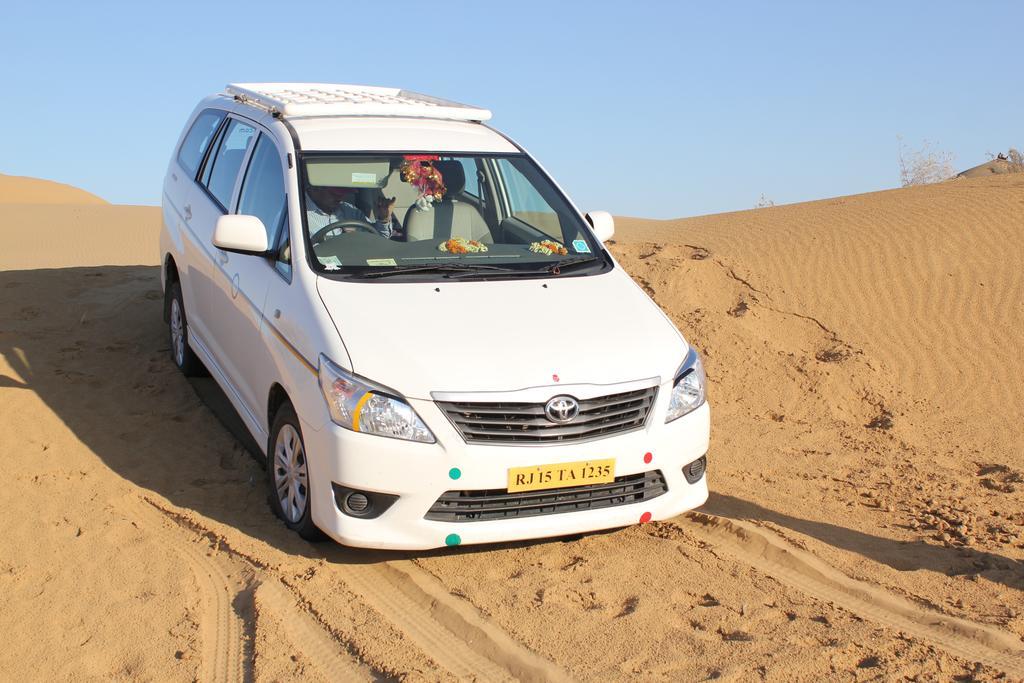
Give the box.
[438,237,488,254]
[528,240,568,256]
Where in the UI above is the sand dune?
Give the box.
[957,158,1020,178]
[0,204,159,270]
[1,174,1021,680]
[615,174,1024,465]
[0,173,108,205]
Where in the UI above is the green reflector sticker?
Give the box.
[448,467,462,480]
[445,533,461,547]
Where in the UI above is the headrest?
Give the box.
[433,160,465,196]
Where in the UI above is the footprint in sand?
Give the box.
[728,299,749,317]
[638,244,663,260]
[614,596,640,618]
[815,347,851,363]
[865,407,894,431]
[976,464,1022,494]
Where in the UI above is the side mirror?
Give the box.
[213,215,269,255]
[585,211,615,243]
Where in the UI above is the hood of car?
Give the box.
[315,267,688,400]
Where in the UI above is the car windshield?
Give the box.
[300,153,606,279]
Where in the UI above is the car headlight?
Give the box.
[318,355,435,443]
[666,348,706,422]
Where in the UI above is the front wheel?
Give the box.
[167,282,203,376]
[268,403,323,541]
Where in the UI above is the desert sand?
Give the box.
[1,173,1021,681]
[0,173,107,206]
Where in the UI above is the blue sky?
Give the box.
[1,1,1020,218]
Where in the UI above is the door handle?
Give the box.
[218,251,229,265]
[184,204,192,221]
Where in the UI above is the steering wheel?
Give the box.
[310,219,380,246]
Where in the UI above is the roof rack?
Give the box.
[225,83,492,122]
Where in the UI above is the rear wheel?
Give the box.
[167,282,202,376]
[268,403,323,541]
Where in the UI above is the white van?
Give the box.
[160,83,709,550]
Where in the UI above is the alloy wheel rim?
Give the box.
[170,299,185,366]
[273,424,308,523]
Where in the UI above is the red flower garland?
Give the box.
[401,155,446,203]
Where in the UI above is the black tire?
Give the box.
[267,403,324,541]
[167,281,203,376]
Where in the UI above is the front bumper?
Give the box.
[302,399,710,550]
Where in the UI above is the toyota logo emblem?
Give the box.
[544,395,580,423]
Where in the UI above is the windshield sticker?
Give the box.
[351,172,377,185]
[366,257,398,266]
[572,239,591,254]
[317,255,342,268]
[529,240,568,256]
[439,237,488,254]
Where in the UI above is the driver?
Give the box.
[306,186,397,238]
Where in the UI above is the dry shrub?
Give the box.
[1008,148,1024,173]
[755,193,775,208]
[898,138,956,187]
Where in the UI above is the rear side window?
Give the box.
[237,134,286,246]
[176,110,225,177]
[204,119,257,210]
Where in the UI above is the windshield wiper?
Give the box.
[545,256,601,273]
[346,263,515,279]
[348,256,603,280]
[443,256,604,279]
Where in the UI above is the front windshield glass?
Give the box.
[300,153,606,279]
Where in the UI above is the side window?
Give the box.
[237,134,286,247]
[275,222,291,279]
[177,110,225,177]
[457,157,480,198]
[495,158,561,239]
[204,119,256,210]
[200,122,227,187]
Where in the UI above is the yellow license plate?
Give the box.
[507,459,615,493]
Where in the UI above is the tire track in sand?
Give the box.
[124,495,246,683]
[679,512,1024,678]
[254,579,376,681]
[128,491,565,681]
[338,560,572,682]
[134,496,384,681]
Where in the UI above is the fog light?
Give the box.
[332,483,399,519]
[683,456,707,484]
[345,493,370,514]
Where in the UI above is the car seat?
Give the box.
[404,161,492,243]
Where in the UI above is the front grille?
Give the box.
[437,386,658,444]
[424,470,667,522]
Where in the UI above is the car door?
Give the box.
[167,108,226,343]
[185,116,262,421]
[207,130,289,437]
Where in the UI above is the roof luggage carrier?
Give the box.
[225,83,492,122]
